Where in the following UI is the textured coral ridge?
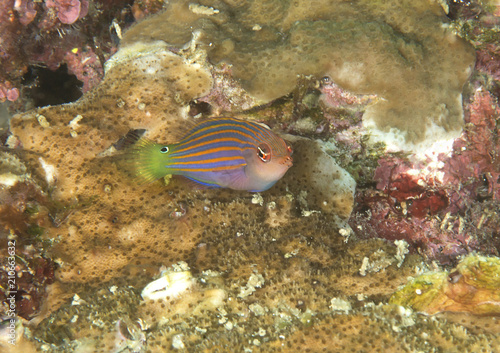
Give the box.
[11,250,500,352]
[122,0,475,150]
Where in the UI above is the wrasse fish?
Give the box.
[128,117,293,192]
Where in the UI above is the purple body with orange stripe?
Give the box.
[130,117,293,192]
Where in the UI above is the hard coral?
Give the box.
[123,0,475,151]
[4,22,362,349]
[8,38,355,289]
[3,0,500,351]
[264,304,500,353]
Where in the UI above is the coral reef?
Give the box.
[122,0,475,151]
[3,36,355,289]
[9,245,500,352]
[344,0,500,262]
[390,254,500,316]
[349,65,500,263]
[0,162,57,321]
[0,0,499,352]
[0,0,165,109]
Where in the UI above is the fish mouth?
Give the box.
[283,156,293,167]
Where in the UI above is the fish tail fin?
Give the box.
[123,134,170,184]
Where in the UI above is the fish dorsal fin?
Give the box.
[114,129,146,151]
[152,116,213,144]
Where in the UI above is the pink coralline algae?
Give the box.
[63,47,106,93]
[0,81,20,102]
[0,181,57,320]
[13,0,37,25]
[350,88,500,262]
[45,0,89,25]
[319,80,373,110]
[0,0,137,107]
[444,89,500,202]
[476,44,500,81]
[372,158,449,219]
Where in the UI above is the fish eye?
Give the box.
[257,143,271,163]
[160,146,169,153]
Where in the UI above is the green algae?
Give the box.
[389,271,449,311]
[457,255,500,290]
[390,255,500,315]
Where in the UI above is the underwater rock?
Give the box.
[122,0,475,151]
[390,254,500,315]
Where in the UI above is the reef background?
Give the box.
[1,0,500,352]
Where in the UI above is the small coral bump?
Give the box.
[141,265,194,301]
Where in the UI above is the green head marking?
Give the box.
[129,139,172,184]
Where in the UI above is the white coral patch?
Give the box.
[0,173,22,187]
[38,157,57,185]
[68,114,84,129]
[141,270,194,301]
[329,297,352,313]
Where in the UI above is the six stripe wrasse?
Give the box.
[127,117,293,192]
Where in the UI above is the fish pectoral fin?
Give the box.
[183,176,221,189]
[221,167,251,190]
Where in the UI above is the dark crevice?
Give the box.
[22,64,83,107]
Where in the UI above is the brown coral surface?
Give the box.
[1,0,500,352]
[123,0,475,150]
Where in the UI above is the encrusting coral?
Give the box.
[1,0,499,352]
[122,0,475,151]
[6,38,356,290]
